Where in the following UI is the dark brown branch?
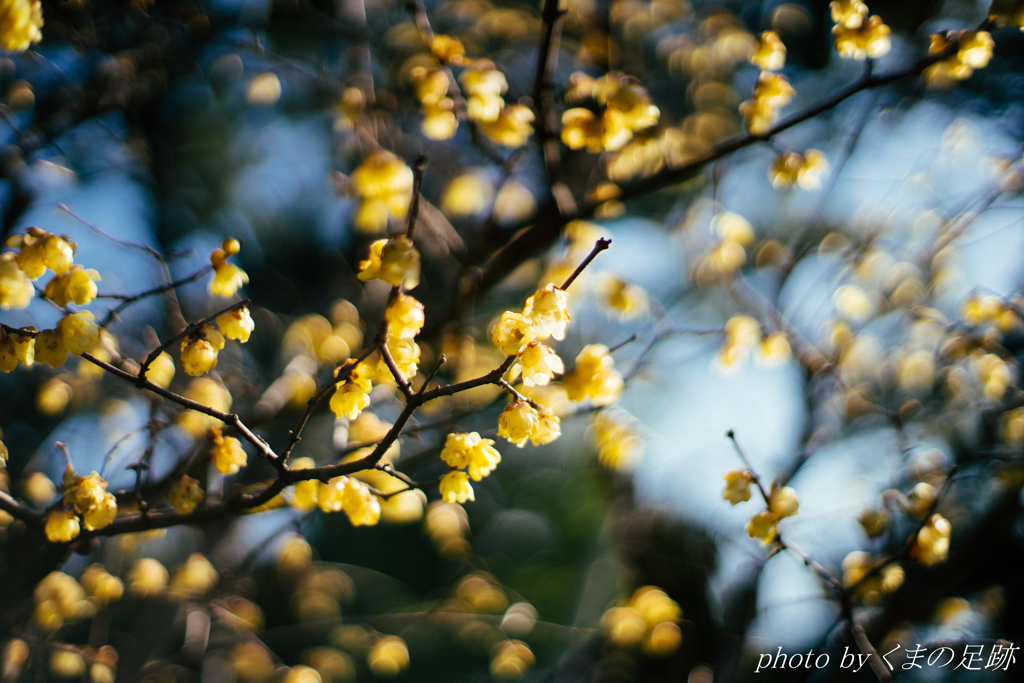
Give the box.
[560,237,610,290]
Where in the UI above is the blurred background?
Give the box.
[2,0,1024,681]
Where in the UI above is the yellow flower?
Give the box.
[859,507,890,538]
[833,15,892,60]
[180,325,224,376]
[330,382,370,420]
[491,640,536,678]
[0,253,33,309]
[990,0,1024,29]
[478,105,535,148]
[289,457,319,511]
[128,558,169,596]
[739,97,775,135]
[430,34,465,64]
[342,477,381,526]
[752,72,795,109]
[412,67,450,106]
[460,64,507,123]
[916,513,951,566]
[769,151,803,188]
[598,275,649,319]
[518,342,564,387]
[491,311,535,356]
[722,469,753,504]
[0,334,17,372]
[44,266,101,307]
[82,492,117,531]
[746,511,778,545]
[58,311,100,356]
[588,409,641,471]
[216,306,254,343]
[384,293,424,339]
[350,151,414,233]
[13,230,46,278]
[167,475,204,514]
[177,378,232,437]
[148,351,176,389]
[0,0,43,52]
[439,471,475,503]
[468,437,501,480]
[421,99,459,140]
[531,407,561,446]
[562,344,623,405]
[34,328,67,367]
[523,283,570,341]
[209,261,249,297]
[210,428,247,475]
[357,236,420,289]
[923,30,995,86]
[561,108,605,153]
[317,476,347,512]
[45,509,80,543]
[498,400,540,448]
[80,564,124,606]
[751,30,786,70]
[441,172,495,217]
[768,485,799,518]
[830,0,867,28]
[440,432,478,469]
[958,30,994,69]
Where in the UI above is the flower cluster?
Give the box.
[4,228,94,309]
[739,71,795,135]
[411,64,458,141]
[561,72,660,153]
[990,0,1024,29]
[0,327,35,372]
[497,399,560,448]
[714,314,791,370]
[438,432,503,502]
[33,569,120,632]
[830,2,891,59]
[841,551,904,604]
[600,586,682,656]
[316,475,381,527]
[357,235,421,289]
[490,640,535,679]
[457,61,535,148]
[44,466,118,542]
[723,479,798,546]
[961,294,1018,331]
[768,150,829,190]
[349,151,415,234]
[209,237,248,297]
[923,30,996,88]
[179,306,254,376]
[597,275,649,320]
[330,360,374,421]
[915,513,952,565]
[0,0,43,52]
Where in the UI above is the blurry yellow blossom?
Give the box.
[990,0,1024,29]
[177,378,231,437]
[421,98,459,139]
[342,477,381,526]
[357,236,420,289]
[167,475,204,514]
[751,31,786,70]
[830,0,867,28]
[1002,407,1024,445]
[350,152,414,234]
[367,636,409,677]
[563,344,623,405]
[0,253,33,309]
[80,564,124,606]
[746,510,778,544]
[714,315,761,370]
[859,507,890,538]
[598,275,649,319]
[490,640,535,679]
[430,34,465,64]
[769,150,829,190]
[128,557,169,596]
[924,30,995,87]
[210,428,247,475]
[441,172,495,217]
[147,351,175,389]
[722,469,753,504]
[460,63,507,123]
[833,15,891,59]
[0,0,43,52]
[768,485,799,518]
[916,513,951,566]
[170,553,219,596]
[834,284,873,323]
[478,105,535,148]
[217,306,255,342]
[588,409,643,472]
